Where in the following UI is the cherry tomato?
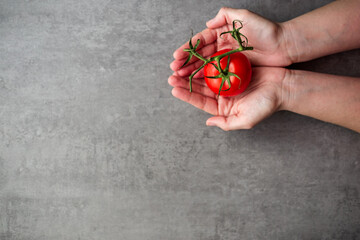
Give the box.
[204,49,252,97]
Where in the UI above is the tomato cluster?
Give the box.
[181,20,253,97]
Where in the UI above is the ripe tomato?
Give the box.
[204,49,252,97]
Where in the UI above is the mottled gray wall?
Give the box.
[1,0,360,240]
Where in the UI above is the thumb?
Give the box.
[206,7,250,29]
[206,114,253,131]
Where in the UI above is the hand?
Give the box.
[170,7,292,78]
[168,67,288,131]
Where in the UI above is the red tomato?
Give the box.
[204,49,252,97]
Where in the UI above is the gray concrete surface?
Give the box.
[1,0,360,239]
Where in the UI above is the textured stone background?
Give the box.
[1,0,360,239]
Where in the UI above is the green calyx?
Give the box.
[206,57,242,96]
[180,20,253,96]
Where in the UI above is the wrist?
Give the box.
[279,21,300,65]
[278,68,296,111]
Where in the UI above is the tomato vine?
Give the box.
[180,20,253,96]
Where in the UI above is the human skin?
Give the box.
[281,0,360,64]
[169,0,360,132]
[281,70,360,133]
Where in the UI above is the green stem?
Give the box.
[210,47,253,62]
[189,63,206,92]
[192,51,208,62]
[190,46,253,68]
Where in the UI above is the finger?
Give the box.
[173,66,205,79]
[168,75,215,98]
[193,68,205,78]
[176,59,205,77]
[170,43,217,71]
[206,114,253,131]
[174,67,205,79]
[168,75,208,87]
[173,28,218,60]
[206,8,250,29]
[171,87,218,115]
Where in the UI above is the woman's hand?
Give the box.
[169,3,360,133]
[168,67,288,131]
[170,7,292,78]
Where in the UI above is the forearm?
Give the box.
[281,0,360,63]
[281,70,360,133]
